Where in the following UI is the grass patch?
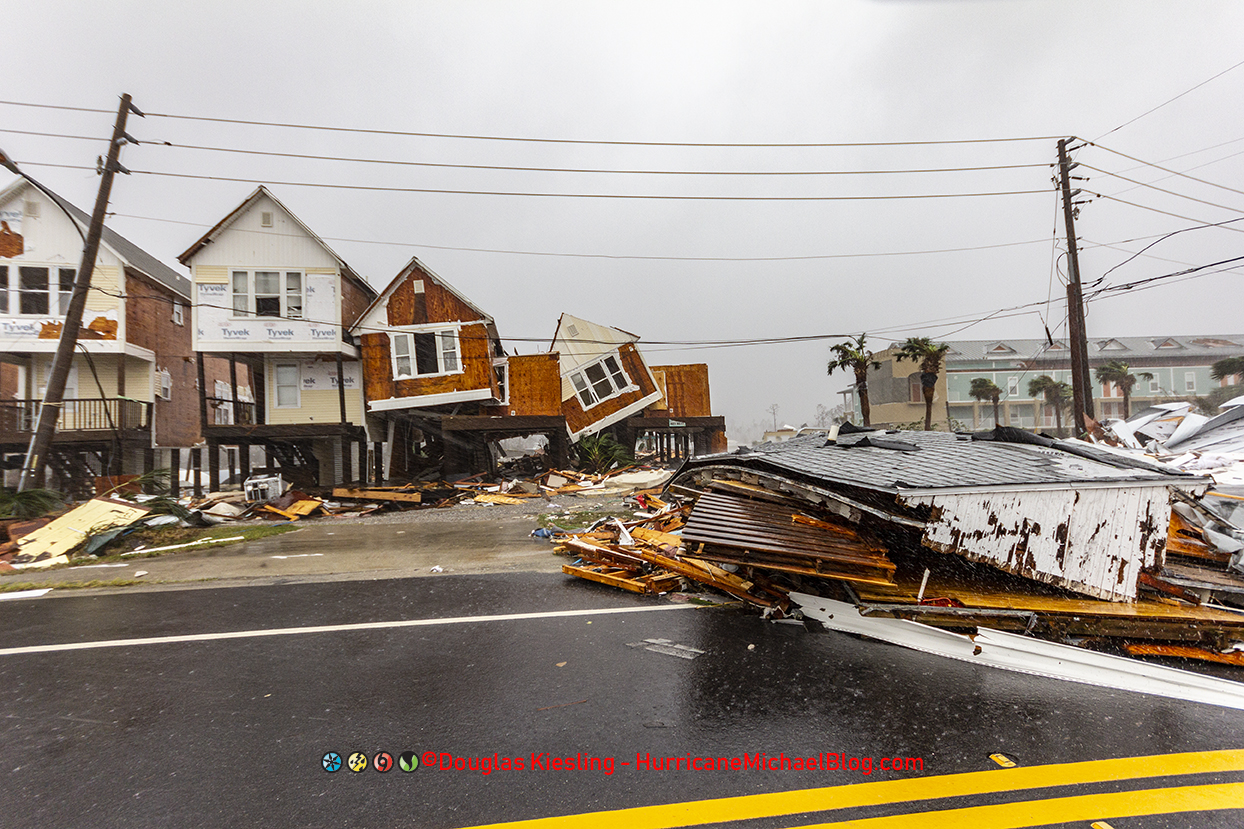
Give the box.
[72,523,299,564]
[1,578,150,592]
[538,507,634,533]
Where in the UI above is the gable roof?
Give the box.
[177,185,375,299]
[352,255,499,341]
[0,179,190,298]
[940,336,1244,363]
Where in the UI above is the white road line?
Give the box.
[0,603,702,656]
[0,589,53,601]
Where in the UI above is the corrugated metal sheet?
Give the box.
[902,487,1171,602]
[683,491,895,585]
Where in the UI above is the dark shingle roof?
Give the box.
[48,191,190,298]
[700,429,1196,493]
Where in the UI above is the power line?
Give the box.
[1094,57,1244,140]
[1078,162,1244,215]
[1089,191,1244,234]
[1088,216,1244,281]
[1086,140,1244,198]
[110,210,1052,262]
[0,99,1067,149]
[20,161,1053,201]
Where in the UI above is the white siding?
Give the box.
[902,486,1173,602]
[187,194,339,271]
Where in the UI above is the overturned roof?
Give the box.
[692,428,1203,494]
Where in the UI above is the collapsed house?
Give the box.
[557,425,1244,705]
[550,315,727,461]
[354,257,569,478]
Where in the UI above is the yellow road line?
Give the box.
[794,781,1244,828]
[454,749,1244,829]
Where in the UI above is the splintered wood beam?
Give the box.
[332,487,422,503]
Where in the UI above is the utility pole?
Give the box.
[18,93,143,491]
[1057,138,1094,437]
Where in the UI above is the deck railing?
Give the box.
[205,397,257,426]
[0,398,152,440]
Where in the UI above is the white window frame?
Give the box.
[492,358,509,405]
[568,353,635,410]
[230,269,305,320]
[1149,377,1160,394]
[1007,376,1019,397]
[158,369,172,401]
[172,301,185,326]
[1,264,76,316]
[1185,371,1196,393]
[389,324,463,380]
[274,362,301,409]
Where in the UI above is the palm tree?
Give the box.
[1093,360,1154,419]
[969,378,1003,428]
[896,337,950,430]
[1211,356,1244,385]
[827,334,881,426]
[1028,375,1072,436]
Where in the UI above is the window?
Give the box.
[1149,377,1160,394]
[275,363,300,408]
[493,360,509,404]
[908,374,923,404]
[214,379,233,424]
[158,369,172,401]
[1,265,76,316]
[231,270,304,318]
[569,355,631,408]
[1185,372,1196,393]
[19,266,48,314]
[1008,376,1019,397]
[390,328,461,379]
[172,301,185,326]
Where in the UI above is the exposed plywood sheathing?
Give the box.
[901,486,1172,602]
[502,353,562,416]
[562,341,661,437]
[647,364,712,417]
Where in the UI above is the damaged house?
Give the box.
[354,257,568,478]
[178,186,378,489]
[0,180,239,496]
[670,427,1244,643]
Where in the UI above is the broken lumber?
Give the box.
[333,488,422,503]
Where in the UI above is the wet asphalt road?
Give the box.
[2,573,1244,828]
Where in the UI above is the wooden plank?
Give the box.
[1124,643,1244,666]
[333,487,422,503]
[259,504,298,520]
[286,500,323,516]
[562,564,648,594]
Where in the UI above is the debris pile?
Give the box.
[1097,396,1244,486]
[554,425,1244,675]
[555,496,790,611]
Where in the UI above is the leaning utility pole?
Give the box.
[1057,138,1094,437]
[17,94,143,491]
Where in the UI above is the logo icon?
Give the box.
[348,752,369,773]
[322,752,342,773]
[374,752,394,773]
[399,752,419,772]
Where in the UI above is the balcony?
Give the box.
[0,398,152,445]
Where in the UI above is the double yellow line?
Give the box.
[457,749,1244,829]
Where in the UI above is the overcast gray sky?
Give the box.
[5,1,1243,440]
